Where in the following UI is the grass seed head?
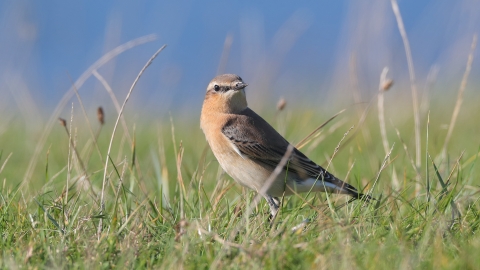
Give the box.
[58,118,67,127]
[97,107,104,125]
[277,97,287,111]
[382,79,394,91]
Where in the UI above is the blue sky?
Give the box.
[1,0,479,116]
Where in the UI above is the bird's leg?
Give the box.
[272,197,281,210]
[265,195,281,221]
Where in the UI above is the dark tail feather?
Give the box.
[337,180,375,202]
[330,176,375,203]
[334,192,375,211]
[354,192,374,202]
[345,190,376,206]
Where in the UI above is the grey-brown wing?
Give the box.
[220,111,359,194]
[221,115,287,168]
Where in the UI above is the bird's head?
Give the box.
[204,74,248,113]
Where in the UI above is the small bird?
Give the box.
[200,74,370,217]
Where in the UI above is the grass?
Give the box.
[0,27,479,268]
[1,91,480,269]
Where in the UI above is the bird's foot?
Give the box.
[265,196,281,224]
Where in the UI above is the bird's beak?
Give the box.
[235,83,248,90]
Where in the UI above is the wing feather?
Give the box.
[221,110,362,196]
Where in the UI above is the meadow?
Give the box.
[1,33,480,269]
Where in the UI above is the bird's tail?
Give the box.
[334,178,375,202]
[350,192,375,203]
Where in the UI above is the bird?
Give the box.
[200,74,371,218]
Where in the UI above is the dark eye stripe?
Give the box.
[211,84,237,93]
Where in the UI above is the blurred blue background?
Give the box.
[0,0,479,121]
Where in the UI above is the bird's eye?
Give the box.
[235,83,240,88]
[214,85,220,91]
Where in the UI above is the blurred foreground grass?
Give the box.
[1,93,480,269]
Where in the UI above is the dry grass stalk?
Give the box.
[349,54,361,107]
[59,109,97,200]
[23,35,157,186]
[349,54,372,143]
[441,34,477,158]
[196,225,247,251]
[336,93,378,153]
[419,66,438,119]
[99,44,167,236]
[378,67,391,156]
[295,109,346,150]
[93,70,146,182]
[365,143,395,206]
[326,125,355,171]
[0,152,13,175]
[92,70,132,143]
[391,0,421,178]
[350,53,375,172]
[377,67,399,188]
[393,125,421,179]
[66,104,73,207]
[68,73,103,162]
[83,106,106,168]
[157,136,171,207]
[217,33,233,75]
[176,143,186,219]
